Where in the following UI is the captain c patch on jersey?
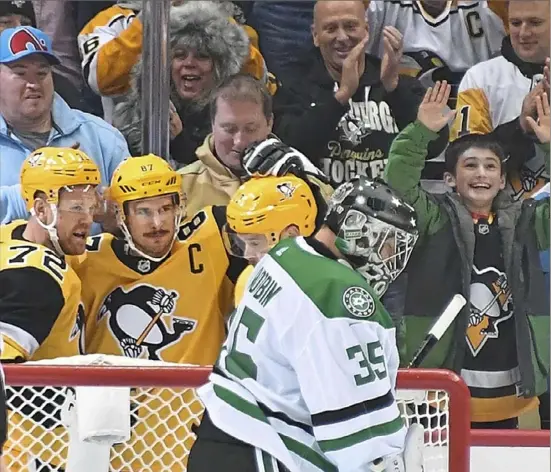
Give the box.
[98,284,196,361]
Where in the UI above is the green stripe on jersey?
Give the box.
[213,384,337,472]
[268,238,392,327]
[213,384,269,424]
[280,434,337,472]
[259,449,276,472]
[318,414,404,452]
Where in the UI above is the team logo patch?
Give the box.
[276,182,296,199]
[8,28,49,56]
[99,284,196,361]
[27,152,42,167]
[342,286,375,318]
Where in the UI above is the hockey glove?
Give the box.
[241,138,330,184]
[369,424,424,472]
[241,138,330,232]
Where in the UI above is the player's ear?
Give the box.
[443,172,456,188]
[33,193,50,225]
[280,224,300,240]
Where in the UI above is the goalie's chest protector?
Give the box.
[75,221,232,365]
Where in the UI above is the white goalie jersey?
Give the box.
[198,238,405,471]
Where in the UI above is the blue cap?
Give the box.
[0,26,60,65]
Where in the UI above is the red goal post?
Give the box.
[3,362,470,472]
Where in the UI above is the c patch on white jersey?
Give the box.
[342,286,376,318]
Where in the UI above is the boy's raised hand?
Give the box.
[526,93,550,144]
[416,81,456,132]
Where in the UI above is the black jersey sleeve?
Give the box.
[0,268,65,360]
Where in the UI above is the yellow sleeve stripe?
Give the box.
[1,336,29,361]
[451,88,493,141]
[234,265,254,307]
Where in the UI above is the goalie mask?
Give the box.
[325,177,418,296]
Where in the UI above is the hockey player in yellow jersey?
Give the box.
[75,154,246,364]
[227,175,318,305]
[72,153,247,470]
[0,147,101,470]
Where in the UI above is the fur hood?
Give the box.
[113,1,250,155]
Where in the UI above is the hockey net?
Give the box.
[3,355,470,472]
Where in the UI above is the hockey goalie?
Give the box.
[187,139,426,472]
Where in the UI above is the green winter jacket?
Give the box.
[384,121,550,399]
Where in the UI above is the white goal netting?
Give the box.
[3,355,468,472]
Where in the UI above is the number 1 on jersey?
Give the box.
[458,106,471,137]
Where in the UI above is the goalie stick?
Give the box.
[408,294,467,368]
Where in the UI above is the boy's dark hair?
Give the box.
[445,133,507,175]
[210,73,272,123]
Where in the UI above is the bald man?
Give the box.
[273,0,448,189]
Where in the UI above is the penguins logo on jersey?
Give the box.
[98,284,196,360]
[338,107,372,146]
[466,267,513,357]
[401,51,464,107]
[69,303,86,355]
[334,85,399,147]
[509,156,547,200]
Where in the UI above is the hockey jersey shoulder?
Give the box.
[178,206,246,284]
[78,4,141,95]
[452,56,524,139]
[269,238,392,328]
[68,232,114,270]
[0,223,83,360]
[458,55,515,92]
[0,223,74,289]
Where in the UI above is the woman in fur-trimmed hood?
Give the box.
[112,1,251,165]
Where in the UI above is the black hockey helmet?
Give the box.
[325,177,418,296]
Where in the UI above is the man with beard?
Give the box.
[70,153,248,470]
[0,147,100,471]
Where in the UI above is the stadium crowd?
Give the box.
[0,0,549,470]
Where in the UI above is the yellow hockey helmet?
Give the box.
[20,147,101,211]
[106,155,185,262]
[225,175,317,260]
[106,154,184,212]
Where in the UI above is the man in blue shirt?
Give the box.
[0,26,129,224]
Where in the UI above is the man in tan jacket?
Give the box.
[179,74,332,216]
